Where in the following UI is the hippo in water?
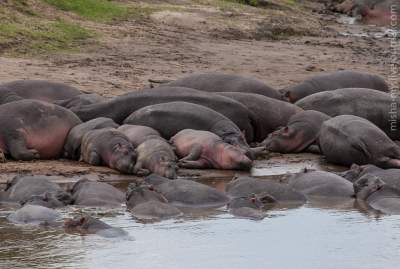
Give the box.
[1,80,82,102]
[70,178,125,208]
[71,87,257,143]
[145,174,230,208]
[80,129,137,174]
[261,110,331,153]
[64,117,119,160]
[216,92,302,141]
[354,175,400,215]
[228,194,275,220]
[55,93,106,110]
[319,115,400,168]
[123,101,254,159]
[281,71,388,103]
[162,73,281,100]
[117,125,161,147]
[171,129,252,170]
[126,183,182,221]
[7,204,61,225]
[0,100,81,161]
[295,88,400,140]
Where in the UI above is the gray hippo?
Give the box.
[145,174,230,208]
[80,129,137,174]
[287,170,354,198]
[3,175,72,207]
[64,117,119,160]
[354,175,400,215]
[163,73,281,100]
[1,80,82,102]
[171,129,252,170]
[7,204,61,225]
[70,178,125,207]
[262,110,331,153]
[281,71,388,103]
[216,92,302,141]
[228,194,275,220]
[71,87,257,143]
[0,100,81,161]
[123,101,254,159]
[117,125,161,147]
[64,215,130,238]
[55,93,106,110]
[295,88,400,140]
[226,176,306,204]
[319,115,400,168]
[126,183,182,221]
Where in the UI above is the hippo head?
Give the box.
[228,193,276,210]
[107,139,137,174]
[220,144,252,170]
[64,215,109,233]
[353,175,385,200]
[150,156,178,179]
[126,183,168,209]
[340,164,363,182]
[262,126,311,153]
[279,89,294,103]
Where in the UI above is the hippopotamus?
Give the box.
[7,204,61,225]
[71,87,256,143]
[64,215,130,238]
[80,129,137,174]
[64,117,119,160]
[162,73,281,100]
[261,110,331,153]
[281,71,388,103]
[354,175,400,214]
[226,176,306,204]
[3,175,72,206]
[70,178,125,207]
[55,93,106,110]
[126,183,182,221]
[295,88,400,140]
[319,115,400,168]
[117,125,161,147]
[216,92,302,141]
[0,100,81,161]
[228,194,274,220]
[170,129,252,170]
[123,101,254,158]
[1,80,82,102]
[145,174,230,208]
[287,170,354,198]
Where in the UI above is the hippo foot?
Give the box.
[136,168,150,177]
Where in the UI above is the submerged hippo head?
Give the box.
[353,175,385,200]
[228,193,276,210]
[64,215,111,234]
[21,191,72,208]
[107,139,137,174]
[219,144,252,170]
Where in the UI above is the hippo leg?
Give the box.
[8,136,40,161]
[178,159,209,169]
[305,144,321,154]
[85,151,101,165]
[179,144,202,162]
[250,146,266,157]
[133,161,150,176]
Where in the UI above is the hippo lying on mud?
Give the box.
[71,87,257,143]
[171,129,252,170]
[124,101,255,159]
[262,110,331,153]
[1,80,82,102]
[0,100,81,161]
[319,115,400,168]
[80,129,137,174]
[281,71,388,103]
[296,88,400,140]
[162,73,281,100]
[7,204,61,225]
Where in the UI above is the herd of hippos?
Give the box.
[1,70,400,236]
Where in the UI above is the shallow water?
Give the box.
[1,179,400,269]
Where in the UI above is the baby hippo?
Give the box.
[170,129,252,170]
[80,129,137,174]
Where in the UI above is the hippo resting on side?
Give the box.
[162,73,281,100]
[70,178,125,208]
[354,175,400,215]
[262,110,331,153]
[281,71,388,103]
[7,204,61,225]
[124,101,255,159]
[80,129,137,174]
[319,115,400,168]
[3,175,72,207]
[64,117,119,160]
[145,174,230,208]
[171,129,252,171]
[296,88,400,140]
[64,215,130,238]
[126,183,182,221]
[71,87,257,143]
[216,92,302,142]
[1,80,82,102]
